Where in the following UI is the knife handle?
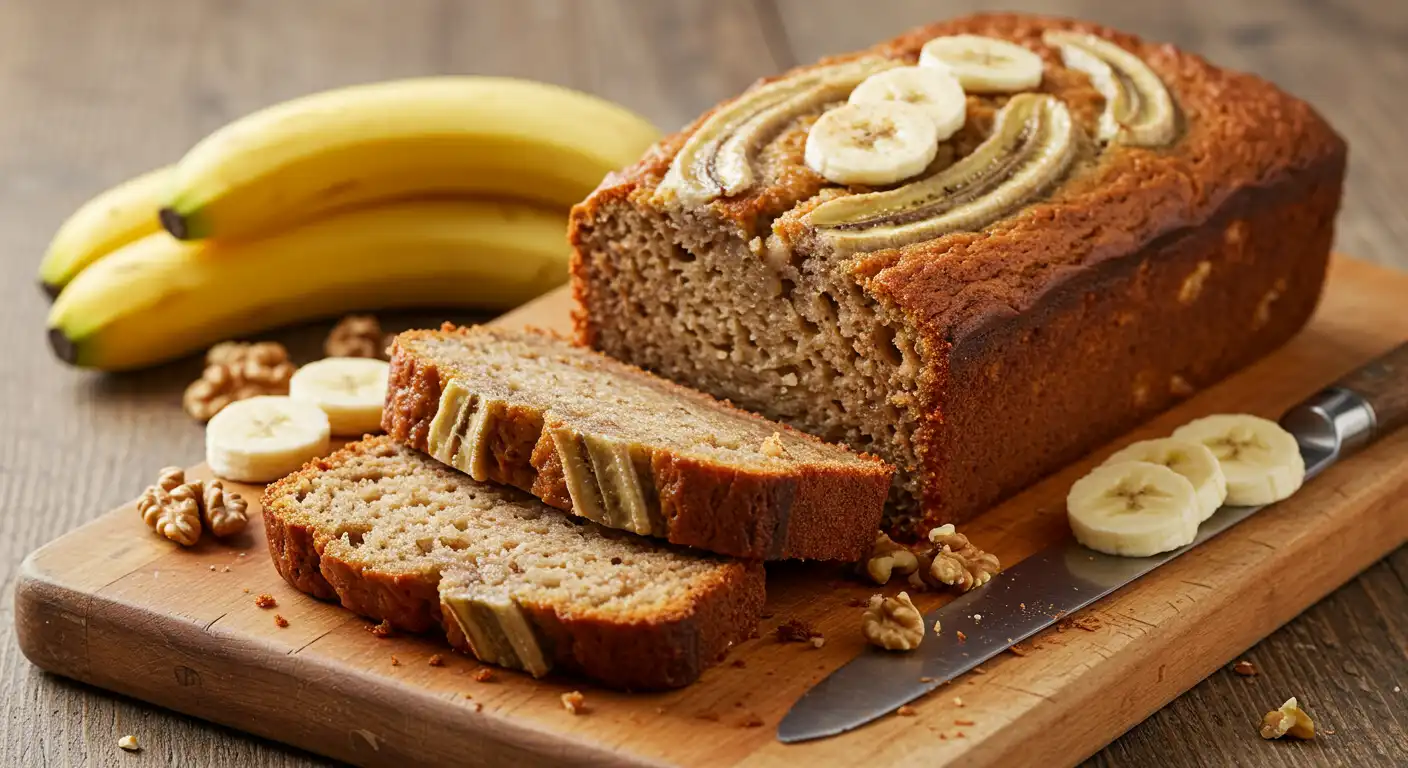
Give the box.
[1335,341,1408,438]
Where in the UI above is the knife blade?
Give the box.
[779,340,1408,744]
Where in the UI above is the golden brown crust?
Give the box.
[262,436,765,690]
[382,326,893,560]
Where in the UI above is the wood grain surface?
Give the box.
[15,259,1408,768]
[0,1,1404,766]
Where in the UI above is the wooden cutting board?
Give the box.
[16,255,1408,768]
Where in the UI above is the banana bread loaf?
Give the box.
[263,436,764,689]
[382,325,893,560]
[569,13,1345,537]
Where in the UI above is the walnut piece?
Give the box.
[137,467,202,546]
[862,592,925,651]
[201,480,249,537]
[1260,697,1315,740]
[184,341,295,422]
[914,524,1001,593]
[325,315,389,359]
[863,531,920,585]
[561,691,587,714]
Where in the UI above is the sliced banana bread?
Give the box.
[264,436,764,690]
[382,325,893,561]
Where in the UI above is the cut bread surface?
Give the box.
[263,436,764,690]
[383,325,892,560]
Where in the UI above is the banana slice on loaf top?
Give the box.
[384,325,894,561]
[263,437,763,690]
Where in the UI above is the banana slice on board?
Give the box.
[848,66,967,140]
[919,35,1044,93]
[206,396,331,483]
[289,357,390,436]
[804,102,938,186]
[1067,461,1200,557]
[1171,414,1305,506]
[1103,437,1227,522]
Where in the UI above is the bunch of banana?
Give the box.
[42,77,660,370]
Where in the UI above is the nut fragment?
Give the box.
[137,467,203,546]
[863,531,920,585]
[117,735,140,752]
[1260,696,1315,740]
[561,691,587,714]
[908,524,1001,593]
[184,341,295,422]
[862,592,925,651]
[201,480,249,537]
[325,315,389,359]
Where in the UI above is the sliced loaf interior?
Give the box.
[263,436,764,690]
[383,325,892,560]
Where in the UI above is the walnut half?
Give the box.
[921,524,1001,593]
[861,592,925,651]
[137,467,202,546]
[863,532,920,585]
[202,480,249,538]
[184,341,295,422]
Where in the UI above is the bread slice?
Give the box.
[263,436,764,690]
[383,325,893,561]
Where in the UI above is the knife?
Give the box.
[778,341,1408,743]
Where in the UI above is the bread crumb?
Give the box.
[117,735,140,752]
[955,718,975,726]
[956,630,967,642]
[919,676,936,683]
[222,565,231,573]
[473,702,483,712]
[1233,660,1258,676]
[368,619,394,638]
[973,666,988,675]
[776,618,819,643]
[242,587,250,593]
[428,655,445,667]
[809,636,826,649]
[561,691,587,714]
[238,552,246,557]
[254,593,276,609]
[208,565,216,572]
[1009,642,1031,657]
[390,655,400,666]
[953,696,964,707]
[473,668,496,682]
[896,705,917,717]
[740,715,764,728]
[273,614,288,628]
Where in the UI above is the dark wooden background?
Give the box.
[1,0,1404,765]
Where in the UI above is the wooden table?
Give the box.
[1,1,1403,766]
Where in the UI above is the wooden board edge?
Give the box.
[12,553,660,768]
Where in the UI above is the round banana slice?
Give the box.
[289,357,390,436]
[847,66,967,141]
[1103,438,1227,522]
[1067,461,1200,557]
[1171,414,1305,506]
[206,395,330,483]
[804,102,939,186]
[918,35,1044,93]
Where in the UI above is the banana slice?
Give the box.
[1067,461,1200,557]
[289,357,390,436]
[1171,414,1305,506]
[1043,31,1176,147]
[1103,438,1227,522]
[804,102,939,186]
[206,396,331,483]
[918,35,1044,93]
[848,66,967,140]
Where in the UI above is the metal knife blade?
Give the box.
[777,385,1380,744]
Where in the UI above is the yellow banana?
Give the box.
[160,77,660,241]
[38,166,172,296]
[48,199,569,371]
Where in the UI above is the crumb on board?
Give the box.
[208,565,216,572]
[561,691,587,715]
[953,696,965,707]
[254,593,276,609]
[809,636,826,649]
[428,655,445,667]
[1009,643,1031,657]
[390,656,400,667]
[273,614,288,628]
[222,565,231,573]
[920,676,936,683]
[368,619,394,638]
[776,618,820,643]
[973,666,988,675]
[741,715,764,728]
[117,735,140,752]
[896,705,917,717]
[955,718,975,726]
[473,668,496,682]
[956,630,967,642]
